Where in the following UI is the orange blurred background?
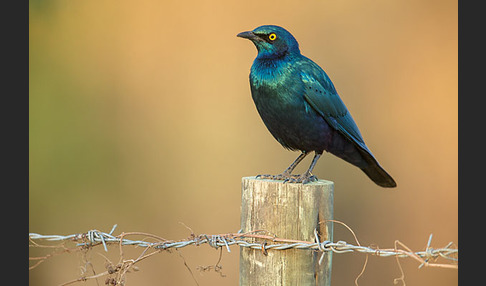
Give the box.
[29,0,457,285]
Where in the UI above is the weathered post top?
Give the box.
[240,176,334,286]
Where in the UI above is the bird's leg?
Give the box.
[284,152,309,175]
[287,152,322,184]
[256,152,308,181]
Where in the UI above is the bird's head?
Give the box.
[237,25,300,59]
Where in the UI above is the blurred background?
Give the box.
[29,0,457,285]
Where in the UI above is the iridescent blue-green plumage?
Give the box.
[238,25,396,188]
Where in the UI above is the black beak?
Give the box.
[237,31,257,40]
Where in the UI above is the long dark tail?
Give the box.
[328,145,397,188]
[361,163,396,188]
[325,129,397,188]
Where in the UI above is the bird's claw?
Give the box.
[285,174,318,184]
[256,174,275,180]
[256,173,298,181]
[256,173,317,184]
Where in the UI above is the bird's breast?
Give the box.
[249,62,332,151]
[250,68,300,114]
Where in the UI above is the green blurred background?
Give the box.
[29,0,457,285]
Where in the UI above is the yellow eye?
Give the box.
[269,33,277,41]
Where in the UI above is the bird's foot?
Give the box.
[256,172,298,181]
[285,173,318,184]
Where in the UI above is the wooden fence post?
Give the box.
[239,176,334,286]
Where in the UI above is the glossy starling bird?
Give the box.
[237,25,396,187]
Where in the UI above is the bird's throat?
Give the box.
[250,57,292,89]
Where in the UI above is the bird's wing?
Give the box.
[300,66,372,154]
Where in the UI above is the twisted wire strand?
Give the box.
[29,224,458,264]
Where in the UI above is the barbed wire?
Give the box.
[29,223,458,271]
